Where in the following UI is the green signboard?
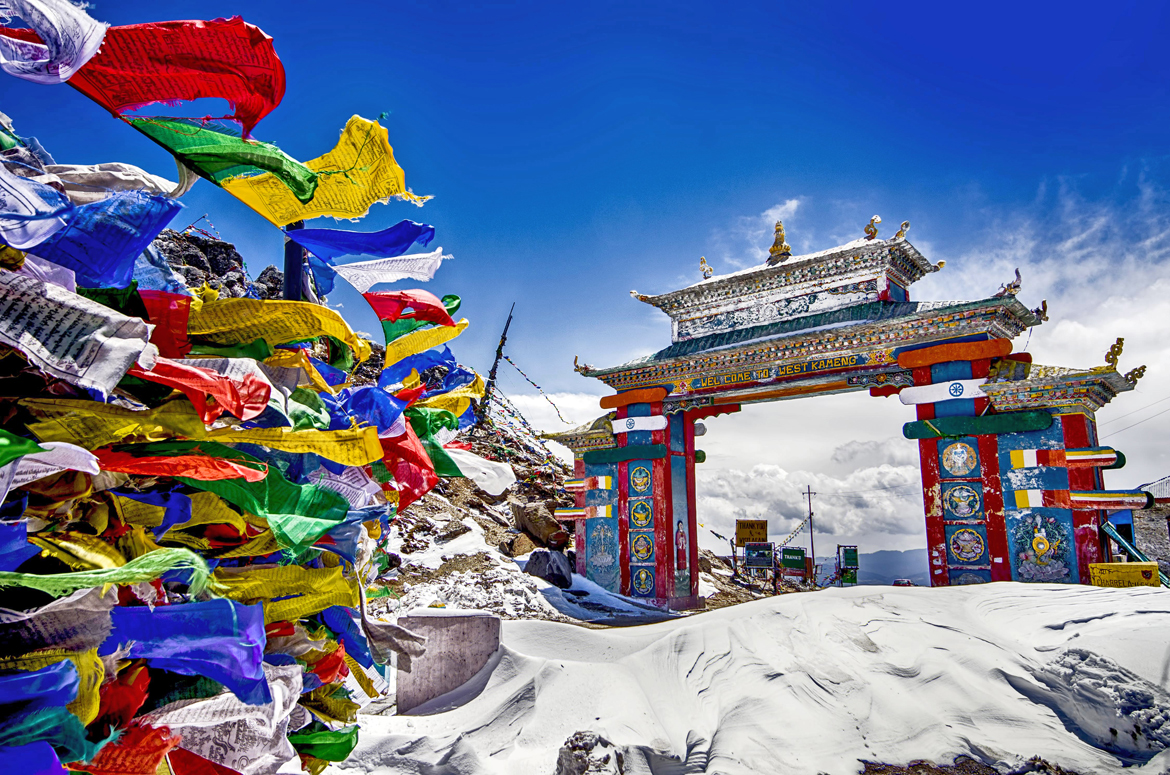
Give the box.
[841,569,858,584]
[781,547,806,569]
[840,545,859,569]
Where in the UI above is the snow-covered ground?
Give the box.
[340,583,1170,775]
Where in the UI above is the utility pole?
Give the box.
[477,302,515,426]
[282,220,305,301]
[805,485,816,587]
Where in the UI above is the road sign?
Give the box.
[840,545,859,569]
[1089,562,1159,588]
[780,547,806,569]
[743,542,774,569]
[735,519,768,547]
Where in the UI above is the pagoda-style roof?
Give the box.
[631,235,943,343]
[981,349,1144,414]
[543,413,616,452]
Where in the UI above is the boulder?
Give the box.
[510,501,569,549]
[555,731,620,775]
[524,549,573,589]
[498,532,536,558]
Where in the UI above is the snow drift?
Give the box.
[340,583,1170,774]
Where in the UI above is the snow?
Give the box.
[339,583,1170,774]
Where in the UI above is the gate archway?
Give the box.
[548,221,1148,609]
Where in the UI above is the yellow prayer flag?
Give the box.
[264,348,335,394]
[29,532,127,571]
[213,565,359,624]
[205,425,383,466]
[223,115,429,227]
[22,398,206,448]
[384,319,469,369]
[188,297,372,364]
[415,374,485,417]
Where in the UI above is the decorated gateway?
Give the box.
[548,219,1151,607]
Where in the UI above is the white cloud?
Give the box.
[713,198,804,269]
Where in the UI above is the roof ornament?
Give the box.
[864,215,881,240]
[766,221,792,265]
[1032,299,1049,322]
[699,256,714,279]
[993,268,1022,297]
[1125,365,1147,384]
[894,220,910,240]
[1104,337,1124,370]
[573,356,594,374]
[629,290,651,302]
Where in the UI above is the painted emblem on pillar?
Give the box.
[942,483,983,520]
[940,440,978,478]
[632,567,655,595]
[631,533,654,562]
[631,466,651,493]
[949,528,985,563]
[1008,511,1073,583]
[630,499,653,528]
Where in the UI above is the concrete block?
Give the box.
[396,610,501,715]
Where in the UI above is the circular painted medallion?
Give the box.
[631,466,651,493]
[941,441,977,477]
[631,533,654,561]
[945,484,981,518]
[631,499,653,527]
[632,567,654,595]
[949,529,985,562]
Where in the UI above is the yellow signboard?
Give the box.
[735,519,768,547]
[1089,562,1160,588]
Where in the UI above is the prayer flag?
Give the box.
[40,162,188,205]
[443,447,516,496]
[364,289,456,330]
[128,356,272,424]
[28,190,182,289]
[223,115,428,226]
[68,16,284,138]
[378,426,437,511]
[288,220,434,262]
[128,118,317,204]
[0,0,106,84]
[0,162,70,249]
[310,247,447,295]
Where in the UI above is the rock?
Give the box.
[153,228,255,298]
[525,549,573,589]
[566,549,576,568]
[555,731,620,775]
[498,532,536,558]
[510,501,569,549]
[437,522,472,543]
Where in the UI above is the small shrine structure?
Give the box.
[549,219,1150,608]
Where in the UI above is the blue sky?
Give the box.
[5,0,1170,551]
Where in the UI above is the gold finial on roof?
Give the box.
[1032,299,1049,322]
[1125,365,1146,384]
[573,356,593,374]
[1105,337,1124,369]
[700,256,713,279]
[994,268,1022,297]
[766,221,792,265]
[894,221,910,240]
[864,215,881,240]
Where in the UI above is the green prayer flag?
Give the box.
[288,721,360,762]
[167,443,348,548]
[188,339,275,360]
[0,429,46,468]
[379,294,461,345]
[406,407,461,477]
[128,118,318,204]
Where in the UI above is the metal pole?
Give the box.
[477,302,515,426]
[806,485,816,586]
[283,220,305,301]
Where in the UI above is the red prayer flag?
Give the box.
[139,290,192,359]
[363,290,455,328]
[167,748,243,775]
[68,17,285,138]
[128,357,271,424]
[379,425,438,511]
[65,723,180,775]
[95,449,268,482]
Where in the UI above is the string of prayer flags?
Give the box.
[288,220,434,262]
[127,356,272,424]
[68,16,285,138]
[384,318,469,369]
[223,115,429,226]
[186,297,372,365]
[310,247,449,295]
[0,0,107,84]
[128,118,318,204]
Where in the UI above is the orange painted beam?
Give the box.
[599,387,669,409]
[896,338,1012,369]
[714,381,849,404]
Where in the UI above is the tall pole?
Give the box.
[477,303,515,426]
[283,220,305,301]
[806,485,816,586]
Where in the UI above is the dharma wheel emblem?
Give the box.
[626,418,636,429]
[948,382,964,397]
